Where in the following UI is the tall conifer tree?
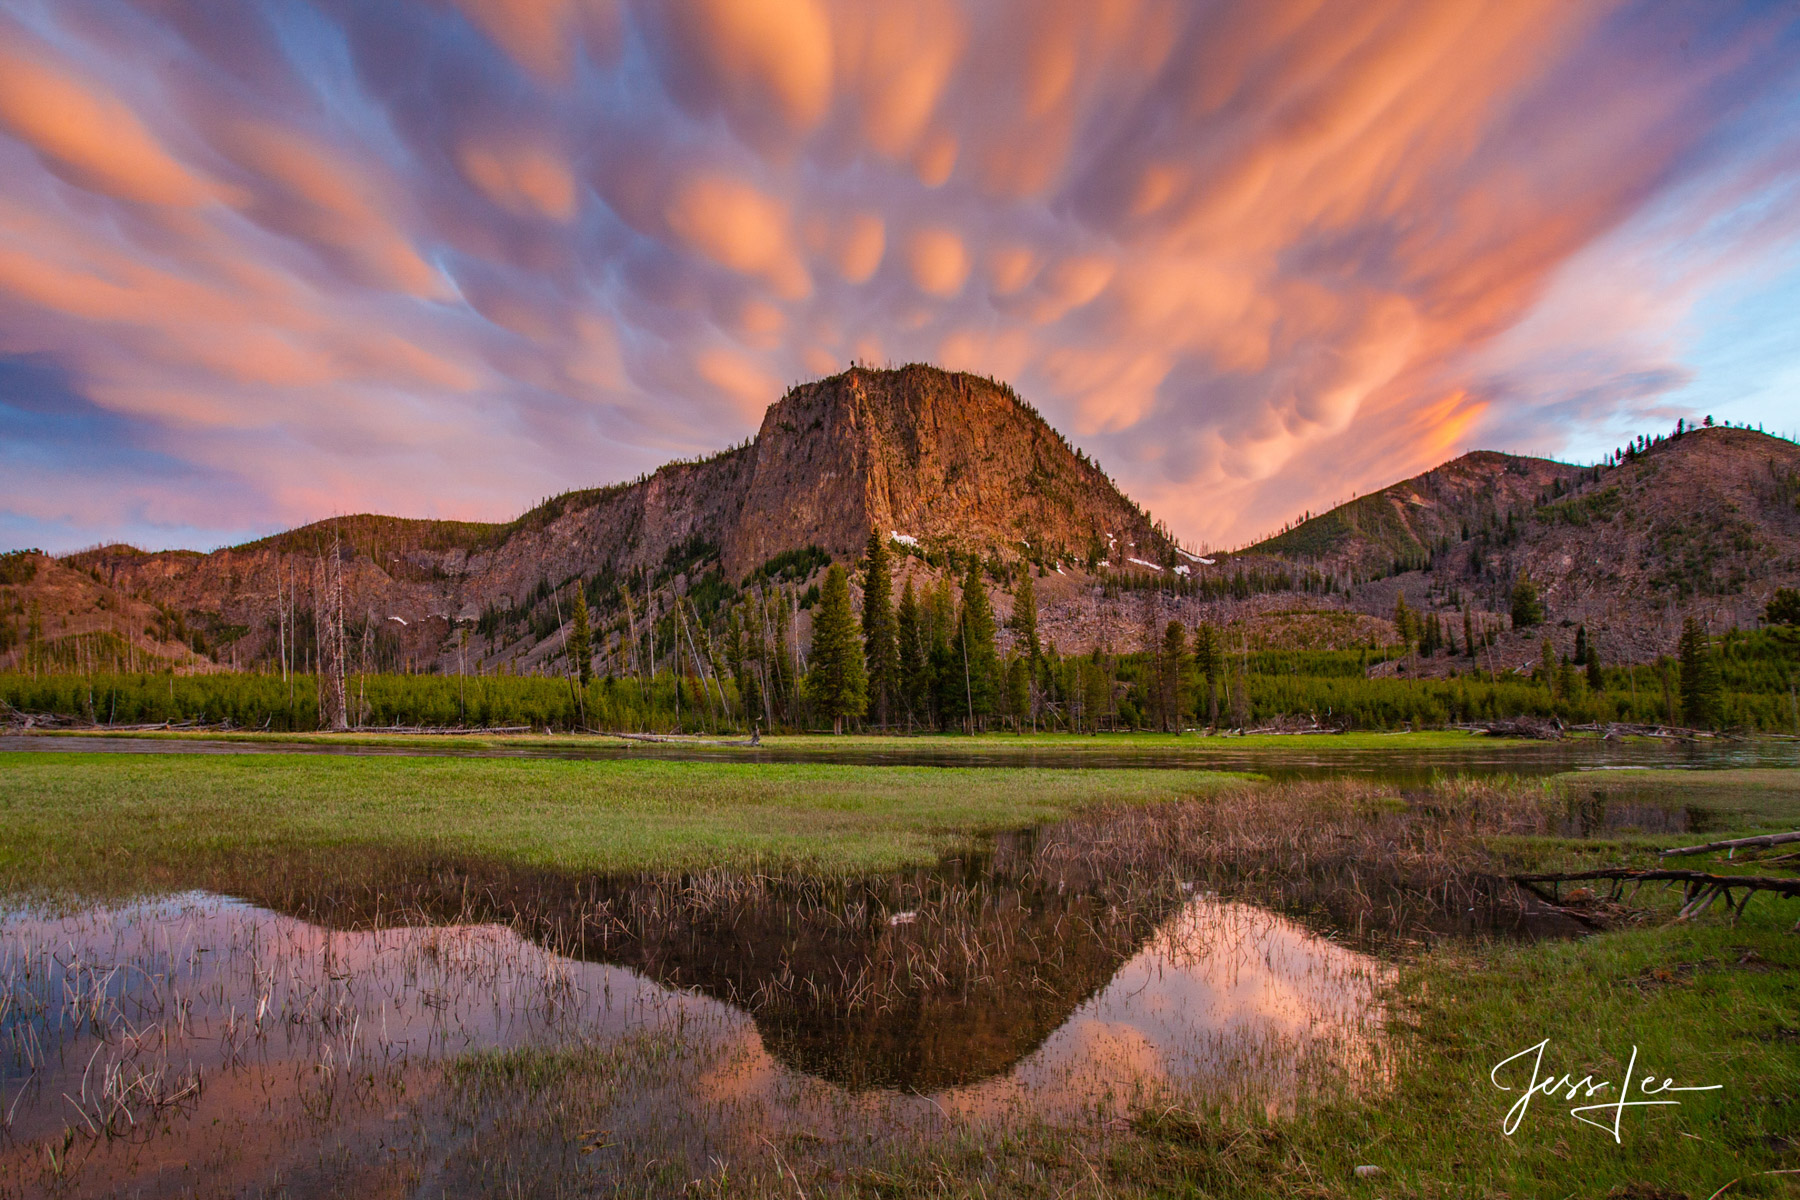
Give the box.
[928,576,959,728]
[861,531,899,727]
[1159,620,1189,732]
[957,561,1000,729]
[569,590,593,687]
[806,563,867,734]
[1193,622,1222,727]
[895,578,926,728]
[1679,616,1721,728]
[1012,571,1041,728]
[1012,572,1041,660]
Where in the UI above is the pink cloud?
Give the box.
[0,0,1796,554]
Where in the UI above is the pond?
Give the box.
[6,730,1798,784]
[2,878,1387,1194]
[0,766,1768,1195]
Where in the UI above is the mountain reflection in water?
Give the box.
[1,877,1384,1193]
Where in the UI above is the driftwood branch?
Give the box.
[1513,869,1800,896]
[1510,868,1800,929]
[1660,830,1800,858]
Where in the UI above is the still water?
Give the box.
[5,731,1798,781]
[1,882,1384,1194]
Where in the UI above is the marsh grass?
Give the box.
[0,753,1248,897]
[3,768,1797,1197]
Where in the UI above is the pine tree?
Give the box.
[1511,575,1544,628]
[1586,650,1604,692]
[1573,624,1589,666]
[1678,616,1721,729]
[1159,620,1189,732]
[1538,636,1557,693]
[1083,647,1110,732]
[957,562,1000,729]
[806,563,867,734]
[1421,611,1441,657]
[1193,622,1222,727]
[1393,594,1416,646]
[895,578,926,729]
[769,589,795,723]
[1012,572,1041,661]
[1766,588,1800,626]
[1012,572,1041,729]
[569,590,593,687]
[928,576,959,729]
[1463,606,1475,659]
[1004,655,1029,730]
[861,531,898,727]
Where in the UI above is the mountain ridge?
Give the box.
[6,369,1798,676]
[32,365,1173,671]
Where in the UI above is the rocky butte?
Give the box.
[4,367,1797,676]
[41,365,1172,671]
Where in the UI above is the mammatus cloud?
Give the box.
[0,0,1797,552]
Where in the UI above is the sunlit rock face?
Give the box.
[54,364,1170,670]
[726,364,1170,580]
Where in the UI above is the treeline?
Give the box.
[6,578,1799,735]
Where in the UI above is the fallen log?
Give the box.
[352,725,532,735]
[1474,717,1564,740]
[1660,830,1800,859]
[589,730,757,746]
[1510,868,1800,930]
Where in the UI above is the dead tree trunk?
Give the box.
[313,526,349,731]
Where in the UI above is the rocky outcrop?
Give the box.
[49,366,1170,669]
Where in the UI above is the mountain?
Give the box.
[6,369,1797,677]
[1223,424,1800,663]
[14,366,1170,672]
[1242,450,1586,578]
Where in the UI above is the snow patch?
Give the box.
[1173,565,1190,577]
[1175,547,1215,564]
[1127,557,1164,572]
[889,531,919,547]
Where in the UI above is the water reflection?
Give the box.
[1554,788,1728,837]
[5,731,1797,781]
[0,886,1384,1196]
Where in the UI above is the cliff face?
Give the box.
[47,366,1168,669]
[28,371,1799,676]
[727,365,1166,577]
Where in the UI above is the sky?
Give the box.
[2,0,1799,556]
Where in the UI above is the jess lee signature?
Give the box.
[1490,1040,1722,1143]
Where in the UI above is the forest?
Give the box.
[4,538,1797,735]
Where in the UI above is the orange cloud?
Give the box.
[216,121,447,298]
[0,44,216,207]
[2,0,1794,555]
[697,346,781,418]
[655,0,834,141]
[664,172,809,298]
[449,0,622,83]
[906,227,969,297]
[457,141,578,220]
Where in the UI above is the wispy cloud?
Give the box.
[0,0,1797,552]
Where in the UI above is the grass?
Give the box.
[28,726,1532,753]
[1575,767,1800,831]
[0,752,1248,894]
[4,757,1796,1196]
[412,769,1800,1198]
[425,914,1800,1198]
